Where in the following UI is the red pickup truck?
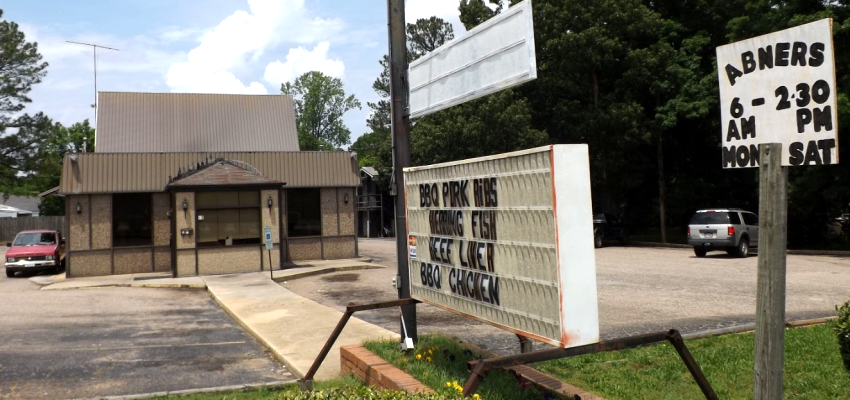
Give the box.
[4,230,66,277]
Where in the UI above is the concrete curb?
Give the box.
[681,316,836,340]
[629,241,850,256]
[273,264,385,282]
[74,379,296,400]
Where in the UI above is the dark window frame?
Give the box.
[113,193,153,247]
[287,188,322,237]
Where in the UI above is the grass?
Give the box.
[365,335,550,400]
[536,323,849,400]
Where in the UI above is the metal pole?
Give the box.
[753,143,788,400]
[93,46,97,110]
[387,0,416,343]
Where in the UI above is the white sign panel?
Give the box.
[716,19,838,168]
[408,0,536,119]
[404,145,599,348]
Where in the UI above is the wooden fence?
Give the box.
[0,216,65,242]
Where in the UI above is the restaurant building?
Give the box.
[58,92,360,277]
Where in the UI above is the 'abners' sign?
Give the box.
[716,19,838,168]
[404,145,599,348]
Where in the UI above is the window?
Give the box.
[13,232,56,246]
[728,212,742,225]
[690,212,728,225]
[743,213,759,226]
[113,193,152,247]
[196,191,261,246]
[287,189,321,237]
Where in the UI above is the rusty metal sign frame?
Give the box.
[462,329,718,399]
[299,298,421,390]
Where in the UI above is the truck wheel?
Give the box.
[694,247,707,257]
[736,239,749,258]
[6,270,13,278]
[594,234,603,248]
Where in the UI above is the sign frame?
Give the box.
[407,0,537,119]
[403,145,599,348]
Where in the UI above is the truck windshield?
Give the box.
[690,213,730,225]
[13,233,56,246]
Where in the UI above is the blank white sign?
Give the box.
[408,0,537,119]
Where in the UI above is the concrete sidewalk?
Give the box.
[204,273,398,381]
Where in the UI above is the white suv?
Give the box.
[687,209,759,258]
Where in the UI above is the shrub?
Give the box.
[836,299,850,374]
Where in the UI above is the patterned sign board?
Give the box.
[716,18,838,168]
[403,145,599,348]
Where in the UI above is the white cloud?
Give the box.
[165,0,344,94]
[264,42,345,85]
[405,0,467,34]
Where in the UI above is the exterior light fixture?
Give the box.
[166,208,172,218]
[182,199,188,213]
[344,193,350,204]
[76,202,82,214]
[267,196,273,209]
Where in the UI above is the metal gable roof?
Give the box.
[59,152,360,194]
[95,92,300,153]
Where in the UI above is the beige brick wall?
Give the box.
[68,195,90,251]
[69,250,111,277]
[261,189,280,243]
[154,247,171,272]
[338,188,355,236]
[323,236,356,259]
[175,192,195,249]
[321,188,338,236]
[198,247,260,275]
[261,244,281,270]
[288,238,322,261]
[90,195,112,249]
[153,193,171,246]
[176,249,196,277]
[113,247,152,275]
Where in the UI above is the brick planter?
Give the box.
[340,344,434,394]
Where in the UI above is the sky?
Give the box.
[3,0,470,146]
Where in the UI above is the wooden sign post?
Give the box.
[716,19,837,399]
[753,143,787,399]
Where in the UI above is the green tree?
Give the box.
[281,71,361,151]
[0,8,50,195]
[406,17,455,60]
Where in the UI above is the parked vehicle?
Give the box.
[593,213,629,248]
[687,209,758,258]
[4,230,65,277]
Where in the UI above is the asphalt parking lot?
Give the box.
[283,238,850,354]
[0,250,291,399]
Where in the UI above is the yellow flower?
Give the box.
[452,380,458,386]
[445,382,452,388]
[416,354,422,360]
[426,357,432,363]
[473,395,481,400]
[428,349,433,355]
[423,372,428,377]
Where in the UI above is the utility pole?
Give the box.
[66,41,119,112]
[387,0,417,343]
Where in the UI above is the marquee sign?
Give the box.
[404,145,599,348]
[716,18,838,168]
